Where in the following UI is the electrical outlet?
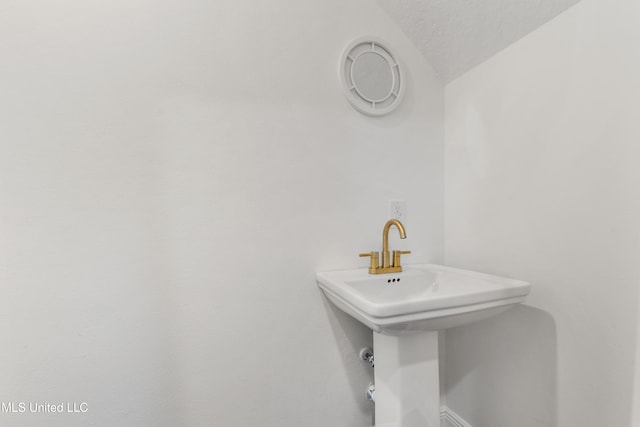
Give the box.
[389,200,407,222]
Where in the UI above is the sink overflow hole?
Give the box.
[387,278,401,284]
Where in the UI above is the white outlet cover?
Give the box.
[389,200,407,221]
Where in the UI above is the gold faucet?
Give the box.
[359,219,411,274]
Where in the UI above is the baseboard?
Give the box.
[440,406,473,427]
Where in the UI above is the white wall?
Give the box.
[444,0,640,426]
[0,1,444,426]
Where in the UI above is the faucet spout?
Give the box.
[382,219,406,268]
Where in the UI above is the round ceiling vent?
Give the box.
[340,37,405,117]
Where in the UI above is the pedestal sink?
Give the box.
[317,263,530,427]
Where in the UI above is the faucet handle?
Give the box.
[359,251,380,273]
[392,250,411,268]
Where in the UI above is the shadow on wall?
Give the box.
[323,296,375,426]
[446,305,557,427]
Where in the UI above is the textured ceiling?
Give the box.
[377,0,582,82]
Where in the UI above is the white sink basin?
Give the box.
[317,263,530,334]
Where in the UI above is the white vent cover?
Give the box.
[340,37,405,116]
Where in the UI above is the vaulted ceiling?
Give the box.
[377,0,583,82]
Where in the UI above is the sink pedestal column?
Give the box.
[373,331,440,427]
